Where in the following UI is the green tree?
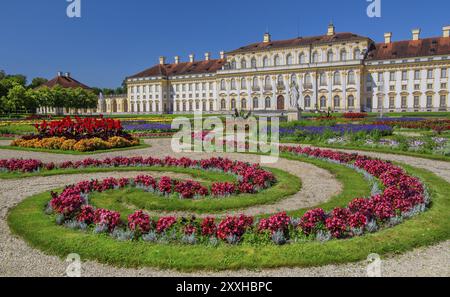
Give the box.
[29,77,48,89]
[6,84,27,113]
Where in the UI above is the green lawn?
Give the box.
[7,156,449,270]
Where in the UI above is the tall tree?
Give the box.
[29,77,48,89]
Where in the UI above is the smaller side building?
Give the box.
[97,94,128,114]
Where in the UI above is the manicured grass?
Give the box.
[89,167,300,214]
[7,159,449,270]
[280,139,450,162]
[0,123,36,135]
[0,141,150,155]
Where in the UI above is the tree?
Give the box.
[6,84,27,113]
[0,70,5,80]
[29,77,48,89]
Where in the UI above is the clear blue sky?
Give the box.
[1,0,449,88]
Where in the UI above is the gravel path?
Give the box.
[0,139,449,277]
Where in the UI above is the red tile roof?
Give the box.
[367,36,450,60]
[41,75,92,90]
[227,33,370,54]
[128,59,226,79]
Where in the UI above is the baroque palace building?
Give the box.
[100,24,450,114]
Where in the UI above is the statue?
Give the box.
[288,81,302,122]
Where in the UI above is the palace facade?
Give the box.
[101,24,450,114]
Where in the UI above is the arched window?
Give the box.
[312,52,319,63]
[230,60,237,69]
[334,96,340,107]
[274,55,281,66]
[354,48,361,60]
[333,71,341,85]
[327,50,334,62]
[320,96,327,108]
[319,72,327,86]
[304,96,311,108]
[286,54,293,65]
[240,59,247,69]
[277,75,284,86]
[230,79,236,90]
[220,79,226,90]
[220,99,226,110]
[252,77,259,88]
[251,57,257,68]
[241,78,247,89]
[241,99,247,109]
[340,49,347,61]
[304,74,312,86]
[264,76,271,89]
[265,97,271,109]
[348,95,355,107]
[231,99,236,109]
[347,71,355,84]
[253,97,259,109]
[299,52,306,64]
[263,56,269,67]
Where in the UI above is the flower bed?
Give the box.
[373,119,450,133]
[36,146,430,246]
[9,116,140,152]
[343,112,368,119]
[280,124,393,139]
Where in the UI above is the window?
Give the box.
[286,54,293,65]
[320,96,327,108]
[334,96,340,107]
[220,99,226,110]
[402,85,407,91]
[427,95,433,107]
[241,78,247,89]
[304,74,312,86]
[441,68,447,78]
[414,96,420,108]
[220,79,226,91]
[402,71,408,81]
[390,85,395,91]
[241,99,247,109]
[348,71,355,84]
[291,74,297,84]
[230,60,237,69]
[202,101,206,110]
[277,75,284,86]
[299,53,306,64]
[354,49,361,60]
[319,72,327,86]
[401,96,407,108]
[427,69,434,79]
[440,95,447,107]
[253,97,259,109]
[263,56,269,67]
[274,55,281,66]
[378,72,384,82]
[241,59,247,69]
[441,83,447,89]
[414,70,421,80]
[231,99,236,109]
[304,96,311,108]
[209,101,213,111]
[265,97,271,109]
[252,77,259,89]
[389,97,395,109]
[230,79,236,90]
[188,84,192,91]
[327,50,334,62]
[390,71,396,81]
[414,84,420,90]
[348,95,355,107]
[195,101,200,110]
[334,72,341,85]
[312,51,319,63]
[251,58,257,68]
[264,76,271,89]
[340,50,347,61]
[427,84,433,89]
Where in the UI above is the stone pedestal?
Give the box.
[287,111,301,122]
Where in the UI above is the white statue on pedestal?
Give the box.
[288,81,302,122]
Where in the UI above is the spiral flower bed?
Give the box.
[11,145,426,246]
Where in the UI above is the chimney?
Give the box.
[57,71,63,77]
[443,26,450,38]
[412,28,421,41]
[174,56,180,64]
[327,23,335,36]
[64,72,71,78]
[189,54,195,63]
[159,56,166,65]
[263,32,271,43]
[204,52,211,61]
[384,32,392,44]
[220,51,225,59]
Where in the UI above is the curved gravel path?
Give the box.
[0,138,449,277]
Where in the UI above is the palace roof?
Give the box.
[226,32,370,54]
[367,36,450,60]
[128,59,226,79]
[41,73,92,90]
